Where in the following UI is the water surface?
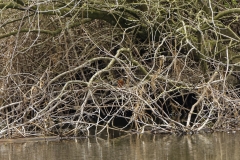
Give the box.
[0,132,239,160]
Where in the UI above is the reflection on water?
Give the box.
[0,132,240,160]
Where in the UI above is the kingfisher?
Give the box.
[117,79,124,87]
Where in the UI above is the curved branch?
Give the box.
[0,18,91,39]
[214,8,240,20]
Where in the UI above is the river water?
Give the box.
[0,131,239,160]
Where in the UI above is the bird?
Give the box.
[117,79,124,87]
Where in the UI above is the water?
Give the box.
[0,131,240,160]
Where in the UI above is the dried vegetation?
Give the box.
[0,0,240,138]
